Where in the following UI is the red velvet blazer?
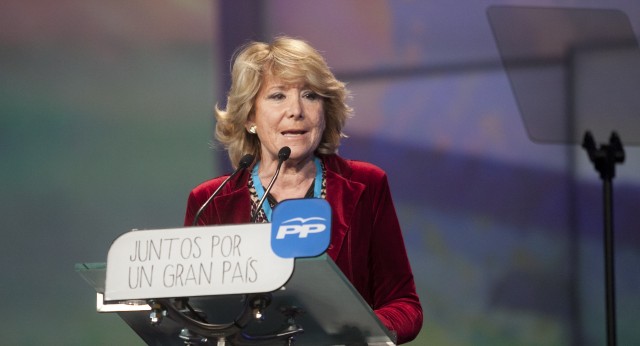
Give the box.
[184,154,423,344]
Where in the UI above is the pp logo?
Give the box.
[271,199,331,258]
[275,218,326,239]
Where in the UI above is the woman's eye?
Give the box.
[268,93,285,100]
[303,91,320,101]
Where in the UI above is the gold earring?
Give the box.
[248,125,257,134]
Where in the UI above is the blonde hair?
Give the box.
[215,36,352,168]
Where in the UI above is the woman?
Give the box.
[184,36,422,344]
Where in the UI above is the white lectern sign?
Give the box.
[105,223,294,301]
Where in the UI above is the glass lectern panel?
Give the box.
[77,255,395,346]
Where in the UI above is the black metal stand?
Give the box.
[149,293,304,345]
[581,131,625,346]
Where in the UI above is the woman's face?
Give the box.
[250,75,325,164]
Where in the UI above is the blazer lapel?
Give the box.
[323,156,366,260]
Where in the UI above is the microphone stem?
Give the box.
[191,153,255,226]
[252,159,285,223]
[192,177,230,226]
[192,168,242,226]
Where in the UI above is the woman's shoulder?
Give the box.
[189,174,232,198]
[195,174,230,188]
[346,159,387,179]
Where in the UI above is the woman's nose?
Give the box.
[287,96,303,118]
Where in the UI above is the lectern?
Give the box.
[77,200,395,345]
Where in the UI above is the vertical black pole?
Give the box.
[603,178,616,346]
[582,131,624,346]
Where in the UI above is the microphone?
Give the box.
[191,154,255,226]
[251,146,291,222]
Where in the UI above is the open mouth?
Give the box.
[281,130,307,137]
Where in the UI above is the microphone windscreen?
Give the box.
[278,146,291,161]
[238,154,255,169]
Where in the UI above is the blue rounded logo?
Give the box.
[270,199,331,258]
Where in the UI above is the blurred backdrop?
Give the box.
[1,0,639,345]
